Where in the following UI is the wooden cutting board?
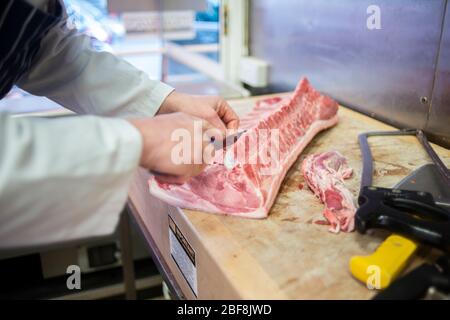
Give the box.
[174,93,450,299]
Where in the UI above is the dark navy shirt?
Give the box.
[0,0,62,99]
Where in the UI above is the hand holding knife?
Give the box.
[210,130,246,150]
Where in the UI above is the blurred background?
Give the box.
[0,0,247,117]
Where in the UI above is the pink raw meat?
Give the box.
[148,78,339,218]
[301,151,356,232]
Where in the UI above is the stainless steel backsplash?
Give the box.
[249,0,450,148]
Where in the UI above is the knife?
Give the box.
[211,130,246,150]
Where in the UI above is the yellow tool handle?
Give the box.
[349,234,418,289]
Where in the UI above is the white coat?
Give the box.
[0,0,173,251]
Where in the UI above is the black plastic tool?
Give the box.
[374,255,450,300]
[357,186,450,250]
[356,129,450,251]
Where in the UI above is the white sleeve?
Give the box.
[17,13,174,118]
[0,112,142,250]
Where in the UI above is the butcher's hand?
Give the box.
[128,112,223,184]
[157,91,240,131]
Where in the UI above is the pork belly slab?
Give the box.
[149,78,339,218]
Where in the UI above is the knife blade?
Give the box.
[211,130,246,150]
